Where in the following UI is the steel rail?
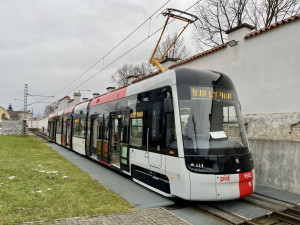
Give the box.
[205,203,260,225]
[254,192,299,206]
[241,198,300,225]
[193,205,235,225]
[249,194,300,216]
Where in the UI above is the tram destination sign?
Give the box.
[190,87,232,100]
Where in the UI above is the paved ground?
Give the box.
[42,143,186,224]
[21,208,189,225]
[43,142,300,225]
[49,208,188,225]
[46,143,174,209]
[255,184,300,205]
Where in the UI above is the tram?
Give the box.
[48,68,255,201]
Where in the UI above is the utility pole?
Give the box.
[23,84,28,135]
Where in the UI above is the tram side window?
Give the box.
[151,102,162,141]
[121,114,129,142]
[73,119,85,138]
[57,121,61,134]
[63,120,67,135]
[130,118,143,147]
[166,112,177,149]
[103,116,110,140]
[86,119,90,138]
[98,117,104,139]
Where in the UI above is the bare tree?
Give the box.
[248,0,300,27]
[112,34,190,87]
[192,0,248,50]
[156,33,190,60]
[111,62,155,87]
[193,0,300,50]
[43,101,58,116]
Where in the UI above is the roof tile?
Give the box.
[168,43,228,69]
[244,14,300,39]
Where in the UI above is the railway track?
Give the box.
[29,129,48,141]
[31,131,300,224]
[166,191,300,224]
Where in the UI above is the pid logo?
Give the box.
[220,175,230,183]
[244,172,252,179]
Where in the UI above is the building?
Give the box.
[163,14,300,141]
[160,14,300,193]
[0,106,10,134]
[8,110,32,120]
[54,92,82,113]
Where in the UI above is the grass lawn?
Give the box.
[0,135,133,224]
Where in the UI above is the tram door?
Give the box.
[54,121,57,142]
[90,115,99,159]
[148,101,163,169]
[66,119,71,148]
[48,122,54,140]
[109,111,130,171]
[51,123,55,140]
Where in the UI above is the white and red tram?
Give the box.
[48,68,255,201]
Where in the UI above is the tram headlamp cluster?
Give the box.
[189,161,214,171]
[190,162,204,169]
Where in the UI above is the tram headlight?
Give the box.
[189,161,213,170]
[186,157,219,173]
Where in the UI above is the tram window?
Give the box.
[223,106,237,123]
[166,113,177,149]
[57,121,61,134]
[103,116,109,140]
[98,117,103,139]
[86,119,90,138]
[130,118,143,147]
[151,102,162,141]
[73,119,85,138]
[121,114,129,142]
[63,120,67,134]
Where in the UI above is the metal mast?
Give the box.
[23,84,28,135]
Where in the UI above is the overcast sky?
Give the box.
[0,0,199,116]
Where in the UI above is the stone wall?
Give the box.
[2,120,24,135]
[244,112,300,141]
[249,139,300,194]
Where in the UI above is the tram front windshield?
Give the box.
[178,86,249,156]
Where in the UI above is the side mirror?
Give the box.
[164,98,173,113]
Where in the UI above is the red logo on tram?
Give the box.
[220,175,230,182]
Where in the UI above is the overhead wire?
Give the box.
[28,96,53,106]
[27,1,201,116]
[52,0,171,97]
[65,1,201,95]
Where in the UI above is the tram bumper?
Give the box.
[190,169,255,201]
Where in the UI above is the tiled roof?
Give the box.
[58,96,71,102]
[168,43,228,69]
[9,111,24,117]
[244,14,300,39]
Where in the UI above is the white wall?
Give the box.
[28,117,48,133]
[37,117,48,132]
[173,21,300,115]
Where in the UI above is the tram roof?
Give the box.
[64,106,74,114]
[73,100,89,112]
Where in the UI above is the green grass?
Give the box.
[0,135,133,224]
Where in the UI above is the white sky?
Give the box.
[0,0,199,116]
